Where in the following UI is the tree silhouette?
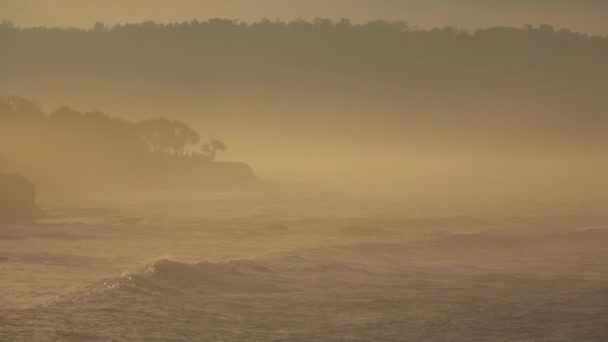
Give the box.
[136,118,200,155]
[200,139,227,161]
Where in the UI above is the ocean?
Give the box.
[2,191,608,341]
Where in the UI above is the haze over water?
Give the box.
[1,1,608,340]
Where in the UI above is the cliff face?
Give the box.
[0,173,43,223]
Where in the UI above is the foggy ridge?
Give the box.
[0,96,256,193]
[2,19,607,193]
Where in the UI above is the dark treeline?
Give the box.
[0,97,255,193]
[2,19,607,86]
[1,18,608,158]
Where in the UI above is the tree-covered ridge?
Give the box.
[0,97,255,193]
[1,19,607,151]
[1,19,606,87]
[0,96,226,159]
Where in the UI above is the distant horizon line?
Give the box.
[2,17,603,36]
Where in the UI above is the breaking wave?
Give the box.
[57,228,608,300]
[3,228,608,341]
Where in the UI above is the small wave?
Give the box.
[0,234,26,240]
[50,228,608,309]
[433,232,521,248]
[68,258,286,301]
[8,252,99,267]
[339,224,398,237]
[33,232,101,240]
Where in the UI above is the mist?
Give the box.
[2,4,608,341]
[2,19,607,203]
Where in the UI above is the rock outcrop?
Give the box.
[0,173,43,223]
